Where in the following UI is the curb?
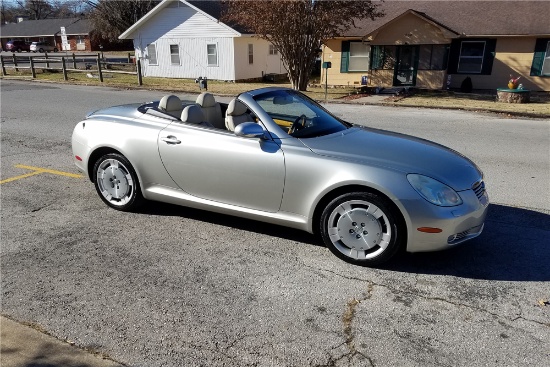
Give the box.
[0,315,125,367]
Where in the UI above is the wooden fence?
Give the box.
[0,53,143,85]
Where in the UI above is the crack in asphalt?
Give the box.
[313,350,374,367]
[342,283,375,367]
[305,265,550,331]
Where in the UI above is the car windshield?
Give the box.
[253,90,350,138]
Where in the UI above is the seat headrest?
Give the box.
[196,92,217,108]
[181,105,205,124]
[159,95,182,112]
[273,95,293,105]
[226,99,248,116]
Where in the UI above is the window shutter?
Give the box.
[530,38,549,76]
[340,41,350,72]
[370,46,381,69]
[481,39,496,75]
[447,39,460,74]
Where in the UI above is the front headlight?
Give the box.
[407,174,463,207]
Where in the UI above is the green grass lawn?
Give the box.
[2,68,549,117]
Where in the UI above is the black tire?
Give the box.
[92,153,144,211]
[17,48,21,53]
[319,192,404,266]
[38,48,44,53]
[53,48,58,52]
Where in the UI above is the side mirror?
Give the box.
[234,122,267,139]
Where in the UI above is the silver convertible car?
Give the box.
[72,87,489,265]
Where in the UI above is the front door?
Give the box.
[393,46,419,86]
[158,124,286,213]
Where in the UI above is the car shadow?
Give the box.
[140,202,549,281]
[139,201,322,247]
[385,204,550,281]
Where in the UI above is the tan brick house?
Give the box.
[322,1,550,91]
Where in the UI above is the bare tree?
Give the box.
[85,0,159,42]
[7,0,84,21]
[1,1,18,23]
[14,0,54,20]
[222,0,383,90]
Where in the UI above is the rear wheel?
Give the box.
[38,48,44,53]
[319,192,404,266]
[53,48,58,52]
[93,153,144,211]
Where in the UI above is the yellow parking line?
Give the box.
[14,164,83,178]
[0,171,44,184]
[0,164,83,185]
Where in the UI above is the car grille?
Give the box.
[447,224,484,244]
[472,180,486,201]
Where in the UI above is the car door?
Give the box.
[158,123,285,213]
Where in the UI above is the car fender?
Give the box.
[277,144,416,234]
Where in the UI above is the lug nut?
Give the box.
[361,223,365,227]
[352,222,357,226]
[363,231,368,235]
[356,234,361,239]
[349,229,355,233]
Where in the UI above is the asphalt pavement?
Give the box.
[1,79,549,367]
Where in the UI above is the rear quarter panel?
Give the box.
[72,114,177,191]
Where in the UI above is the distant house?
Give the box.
[119,0,285,81]
[0,18,95,52]
[322,1,550,91]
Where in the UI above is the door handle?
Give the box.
[161,135,181,144]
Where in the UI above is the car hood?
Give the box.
[301,126,481,191]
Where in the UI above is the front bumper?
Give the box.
[405,188,489,253]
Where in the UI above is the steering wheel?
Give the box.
[289,114,307,135]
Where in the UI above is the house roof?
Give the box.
[0,18,92,38]
[119,0,243,40]
[346,0,550,37]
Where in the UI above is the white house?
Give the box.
[119,0,285,81]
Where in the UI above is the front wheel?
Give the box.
[38,48,44,53]
[319,192,404,266]
[93,153,144,211]
[53,48,58,52]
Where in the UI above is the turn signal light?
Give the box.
[417,227,443,233]
[75,156,82,161]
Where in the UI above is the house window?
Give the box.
[531,39,550,76]
[147,43,157,65]
[457,41,485,73]
[370,45,397,70]
[418,44,449,70]
[543,42,550,75]
[248,44,254,64]
[77,36,85,45]
[207,44,217,66]
[448,39,495,75]
[348,42,369,71]
[269,44,278,55]
[341,41,370,72]
[170,44,180,65]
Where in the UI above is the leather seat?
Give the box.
[196,93,224,129]
[225,99,254,131]
[181,105,214,128]
[158,95,182,118]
